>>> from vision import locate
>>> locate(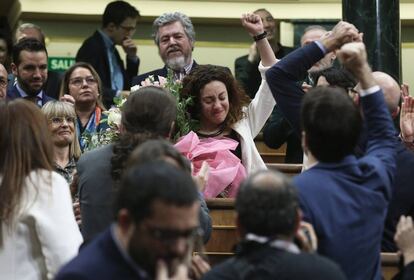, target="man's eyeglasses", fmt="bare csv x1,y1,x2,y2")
69,76,97,87
118,25,136,32
146,225,203,244
50,116,75,125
